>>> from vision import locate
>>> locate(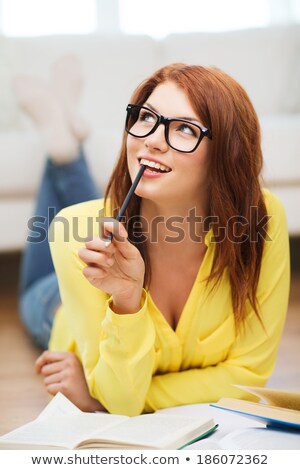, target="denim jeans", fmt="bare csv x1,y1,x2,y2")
19,149,101,349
